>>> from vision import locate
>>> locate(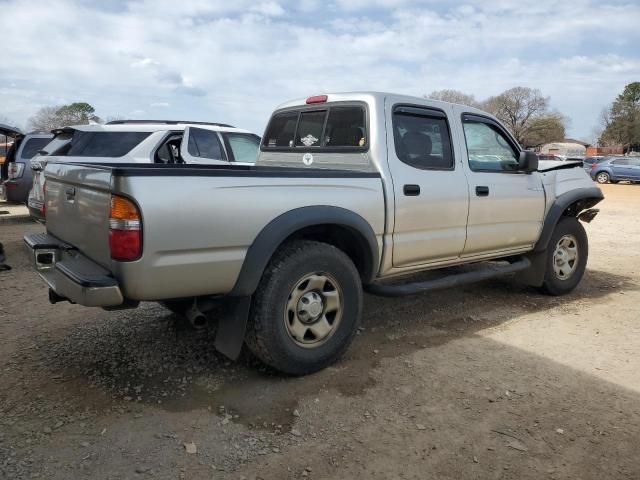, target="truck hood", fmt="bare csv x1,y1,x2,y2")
537,160,583,172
